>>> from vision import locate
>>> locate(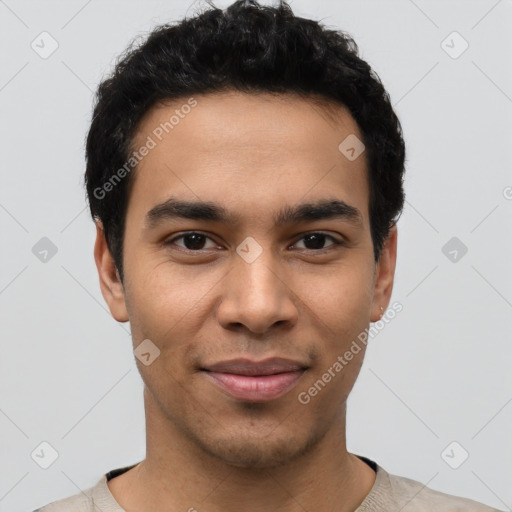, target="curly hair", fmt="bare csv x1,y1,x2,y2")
85,0,406,283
